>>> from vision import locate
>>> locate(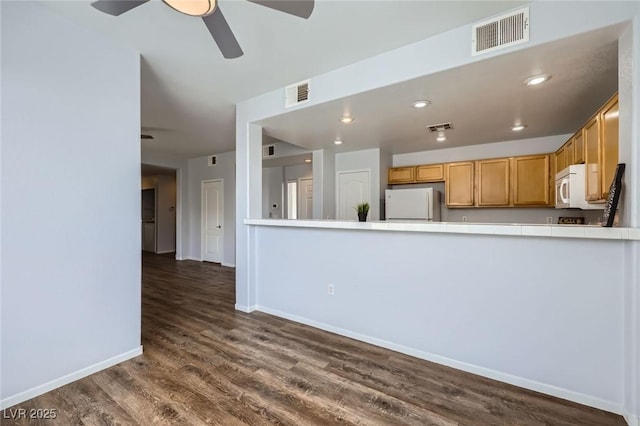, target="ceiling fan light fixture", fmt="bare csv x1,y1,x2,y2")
162,0,216,17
